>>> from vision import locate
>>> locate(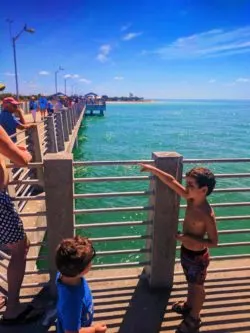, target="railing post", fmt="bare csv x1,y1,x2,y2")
46,115,58,153
70,107,76,127
26,125,44,185
61,109,69,141
146,152,183,288
66,108,73,134
54,111,65,151
44,153,74,295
